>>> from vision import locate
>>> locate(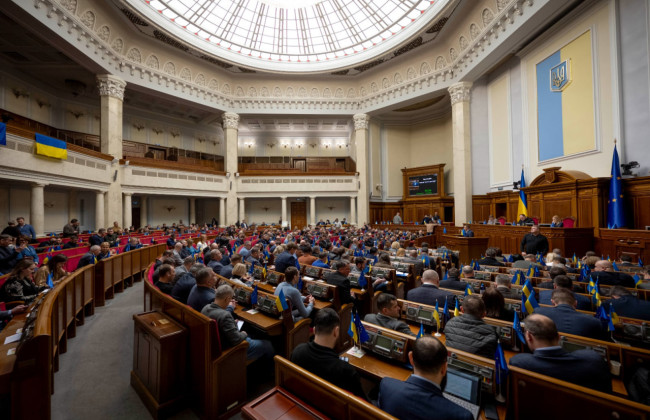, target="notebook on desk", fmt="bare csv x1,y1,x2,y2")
443,368,481,420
